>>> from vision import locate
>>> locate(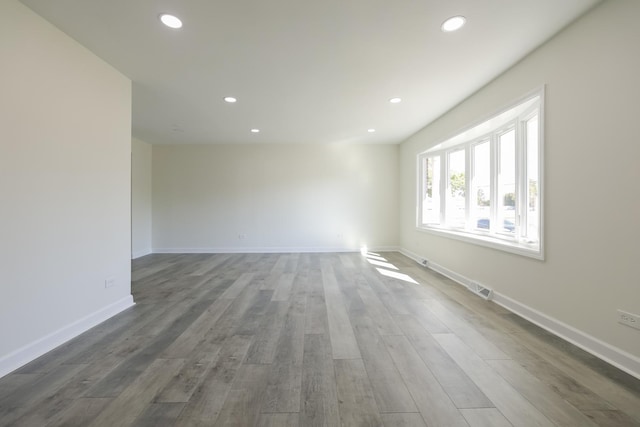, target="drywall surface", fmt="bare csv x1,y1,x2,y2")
152,143,399,252
132,138,152,258
0,0,132,374
399,0,640,363
400,1,640,366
